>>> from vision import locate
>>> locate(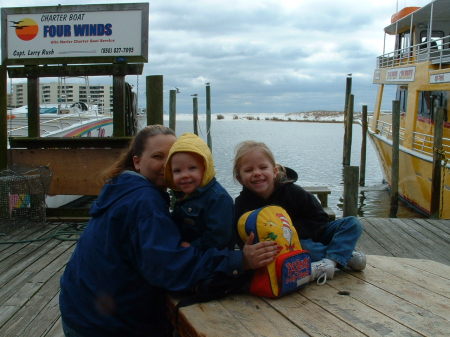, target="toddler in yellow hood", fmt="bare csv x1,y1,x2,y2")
165,133,235,250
